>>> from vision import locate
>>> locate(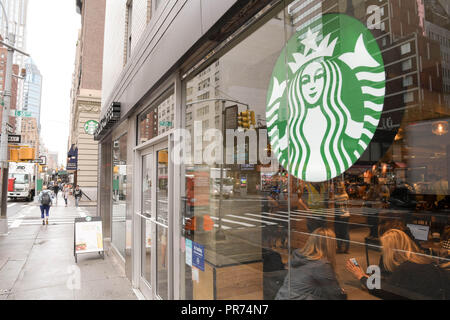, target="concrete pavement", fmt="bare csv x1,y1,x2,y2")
0,194,137,300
